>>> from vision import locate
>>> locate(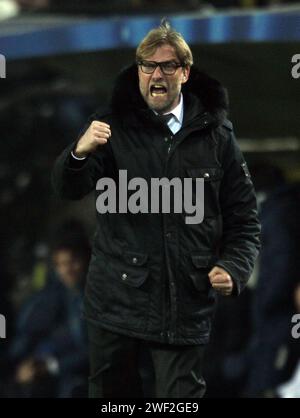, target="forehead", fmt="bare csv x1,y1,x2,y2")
53,249,74,261
146,44,179,62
